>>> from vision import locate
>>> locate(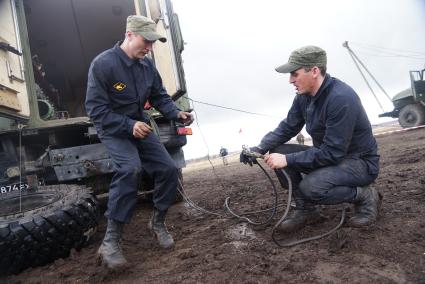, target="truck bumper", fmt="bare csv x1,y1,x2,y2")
379,109,399,118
